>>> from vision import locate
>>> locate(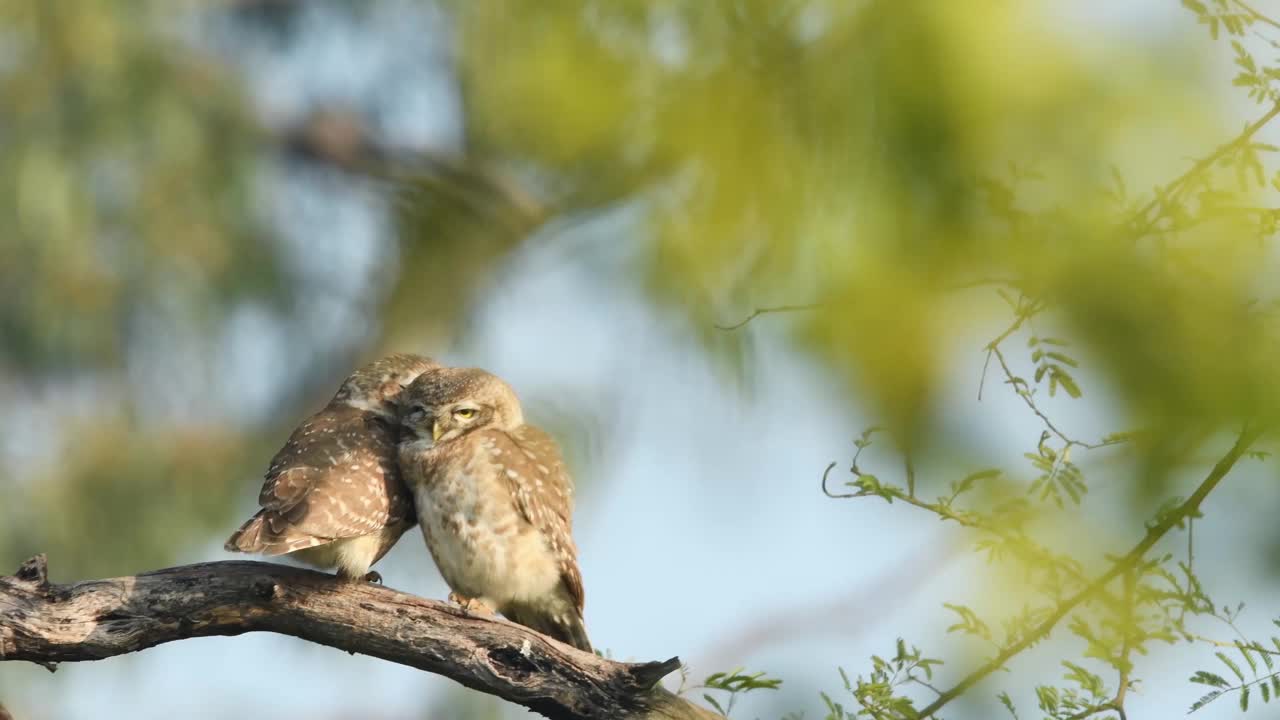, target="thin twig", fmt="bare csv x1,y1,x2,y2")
1112,569,1134,720
821,461,848,499
714,304,823,331
714,279,1021,331
986,312,1031,351
1128,101,1280,240
977,345,997,401
989,345,1121,451
823,460,1096,590
1192,669,1280,713
1192,634,1280,655
1235,0,1280,31
1062,701,1120,720
908,677,945,697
